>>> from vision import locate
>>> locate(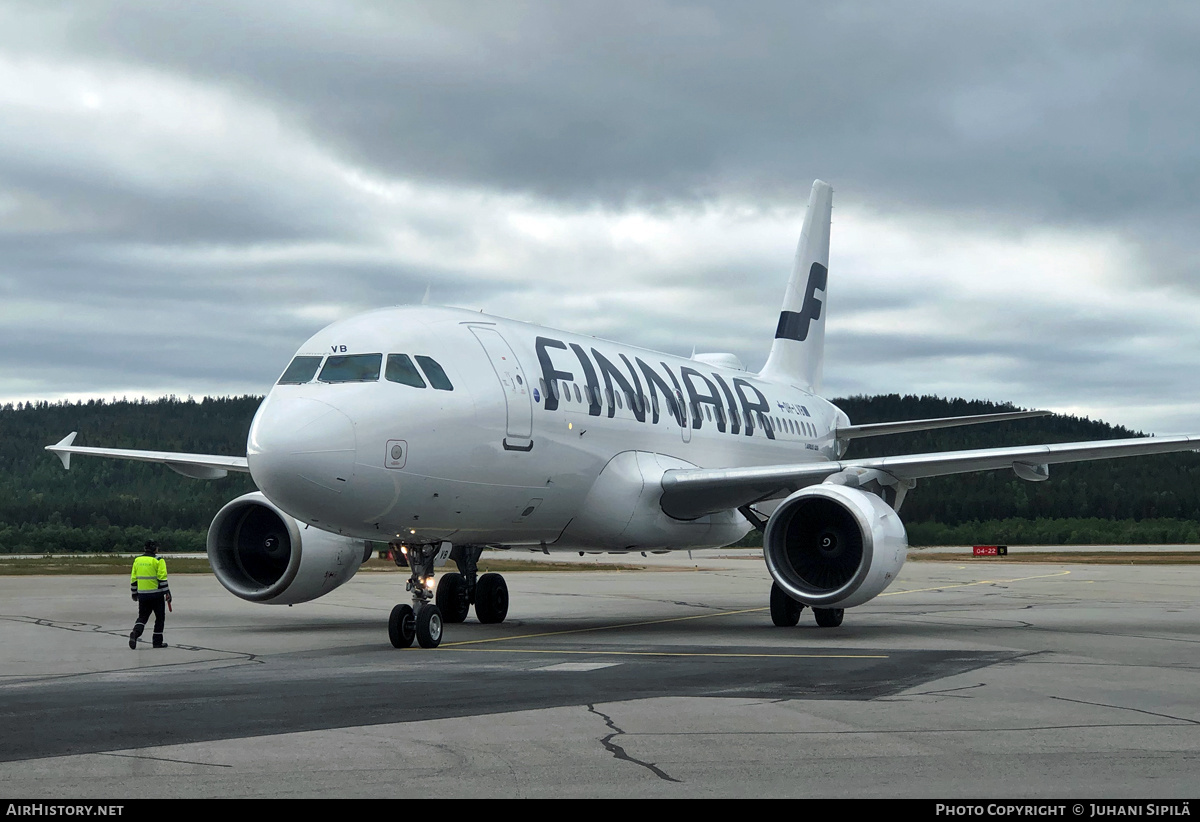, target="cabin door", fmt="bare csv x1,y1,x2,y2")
469,326,534,451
